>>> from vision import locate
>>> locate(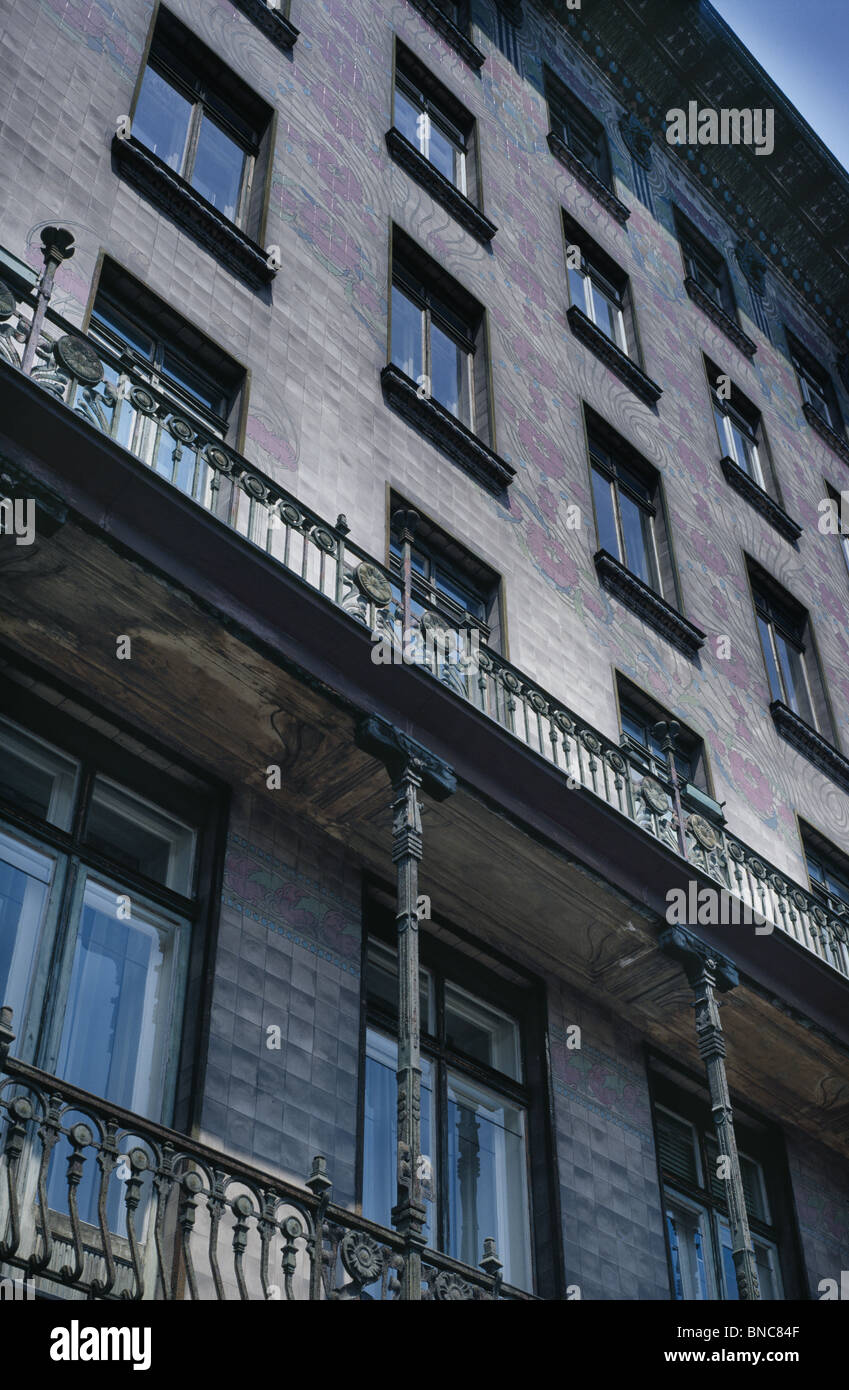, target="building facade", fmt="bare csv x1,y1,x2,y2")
0,0,848,1303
